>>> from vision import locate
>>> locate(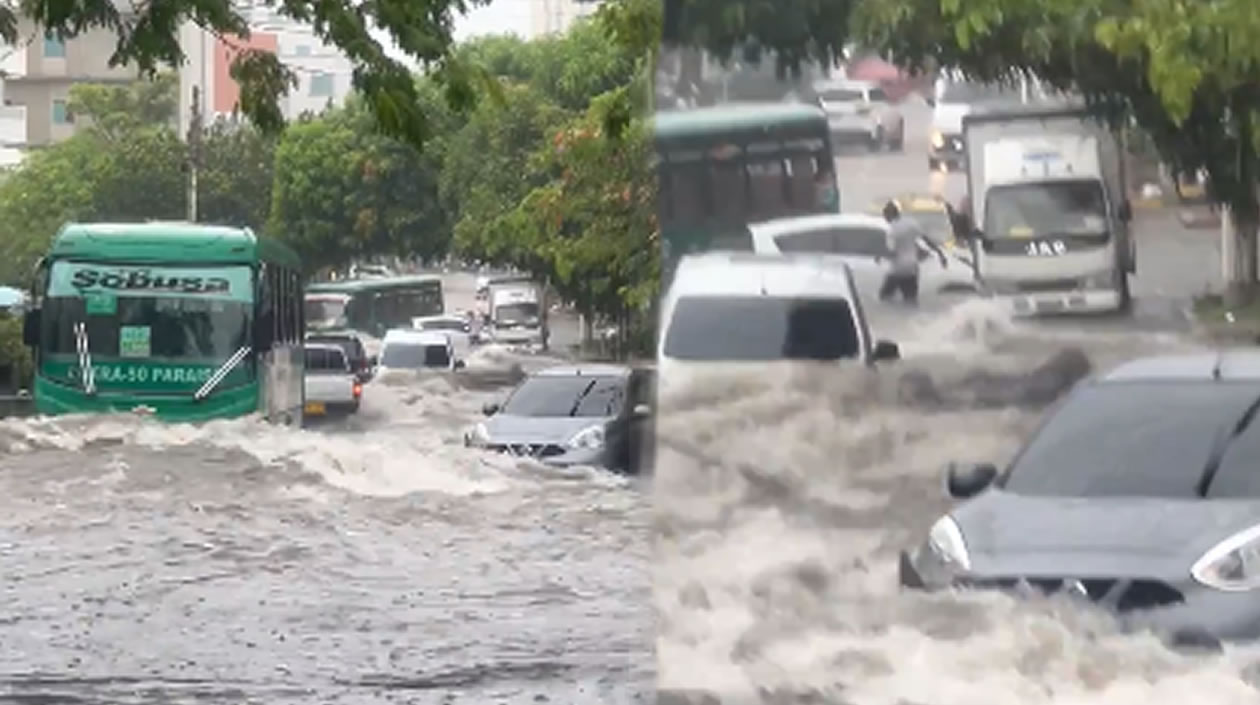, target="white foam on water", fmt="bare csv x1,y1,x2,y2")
654,298,1260,704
